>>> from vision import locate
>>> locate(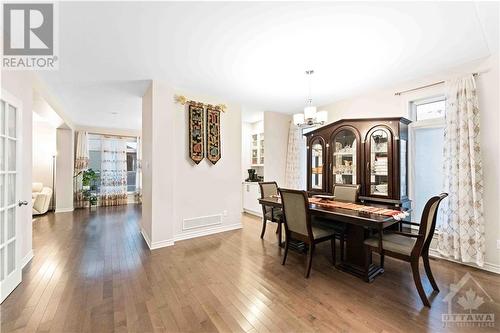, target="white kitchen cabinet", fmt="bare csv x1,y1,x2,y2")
242,182,262,216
